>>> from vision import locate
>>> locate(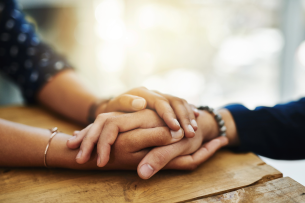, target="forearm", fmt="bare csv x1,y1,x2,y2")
0,118,99,169
0,118,50,167
197,109,239,147
37,70,99,124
